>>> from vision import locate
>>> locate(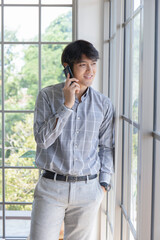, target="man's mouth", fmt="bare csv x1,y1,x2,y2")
84,75,93,79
